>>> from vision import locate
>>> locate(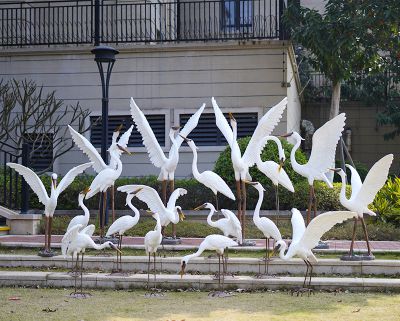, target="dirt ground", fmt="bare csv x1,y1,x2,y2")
0,287,399,321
